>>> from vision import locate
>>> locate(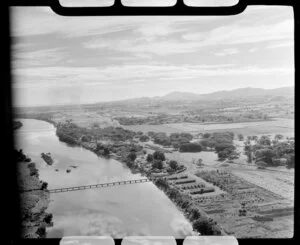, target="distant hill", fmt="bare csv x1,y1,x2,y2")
161,86,294,102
